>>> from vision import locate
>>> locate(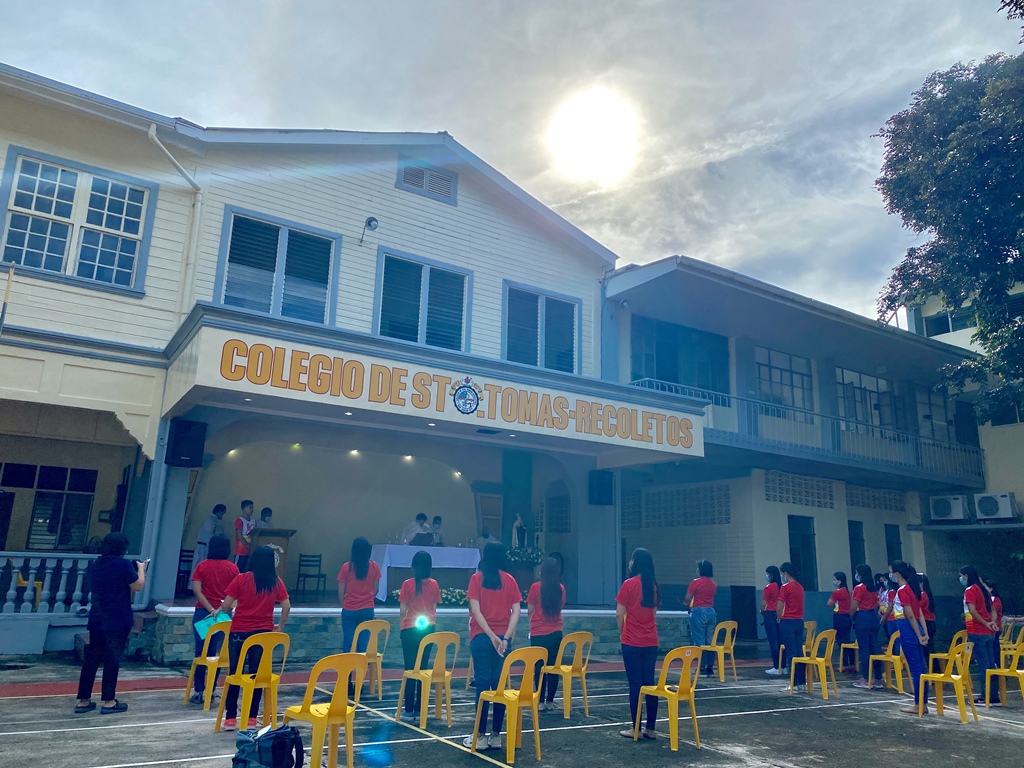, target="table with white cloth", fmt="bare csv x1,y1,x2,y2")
371,544,481,601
